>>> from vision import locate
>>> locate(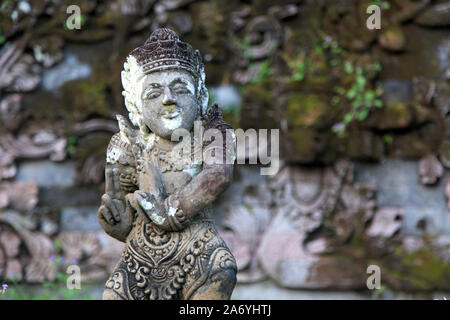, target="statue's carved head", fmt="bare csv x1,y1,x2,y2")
121,28,208,139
